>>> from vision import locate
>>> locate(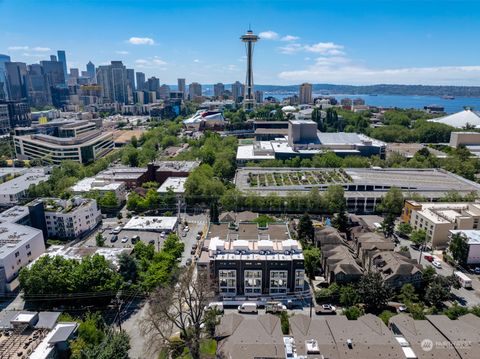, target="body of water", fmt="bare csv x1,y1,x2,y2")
267,93,480,114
